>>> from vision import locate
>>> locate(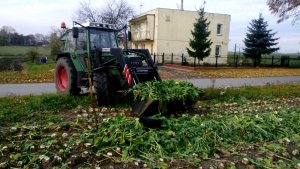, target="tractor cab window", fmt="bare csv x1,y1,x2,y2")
77,29,87,50
67,32,75,51
90,29,117,49
60,34,67,51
